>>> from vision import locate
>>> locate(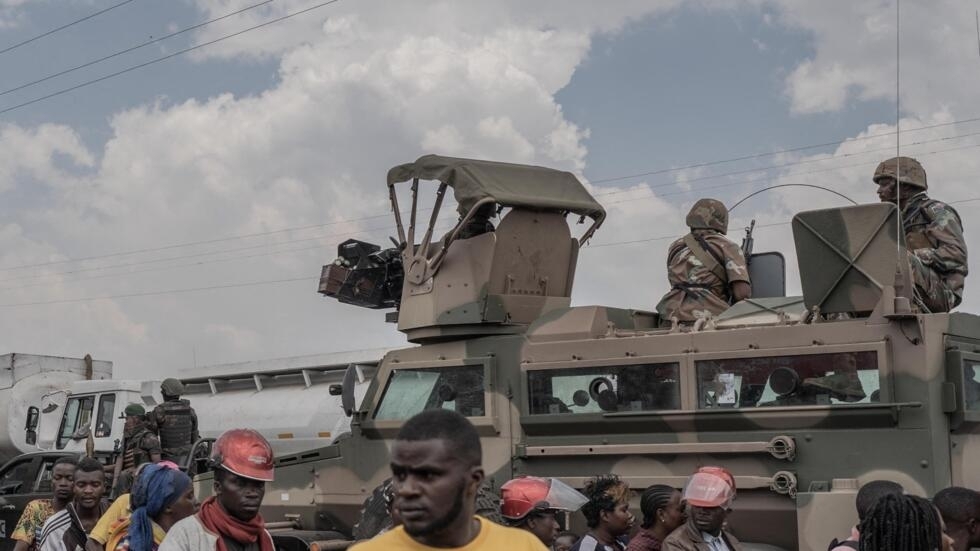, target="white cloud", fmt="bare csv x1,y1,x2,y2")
771,0,980,116
3,0,979,380
0,1,683,377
